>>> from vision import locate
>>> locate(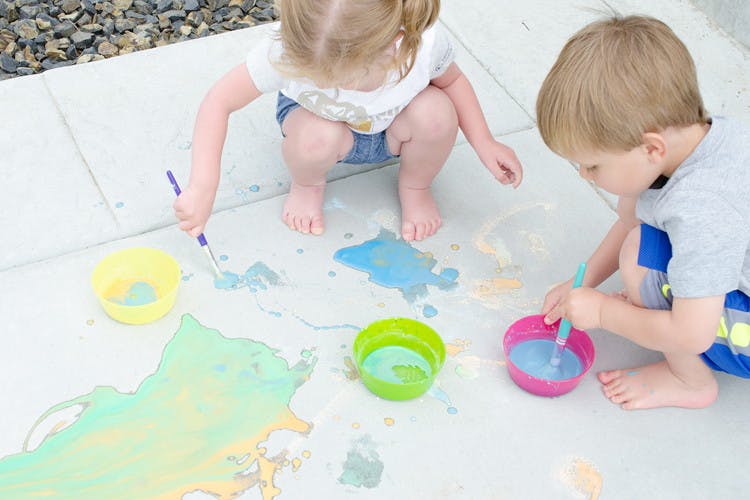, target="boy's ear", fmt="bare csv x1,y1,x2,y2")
641,132,668,164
